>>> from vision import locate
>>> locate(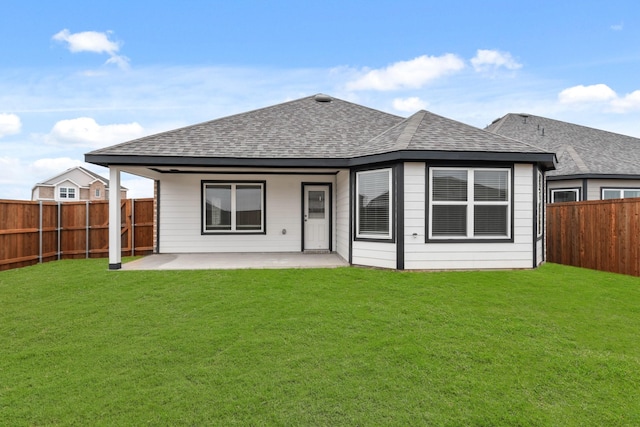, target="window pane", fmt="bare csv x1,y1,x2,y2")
205,185,231,230
602,190,619,200
623,190,640,198
432,205,466,236
358,170,390,236
433,170,467,201
308,190,325,219
474,170,508,201
236,185,262,230
554,190,578,203
474,205,508,236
